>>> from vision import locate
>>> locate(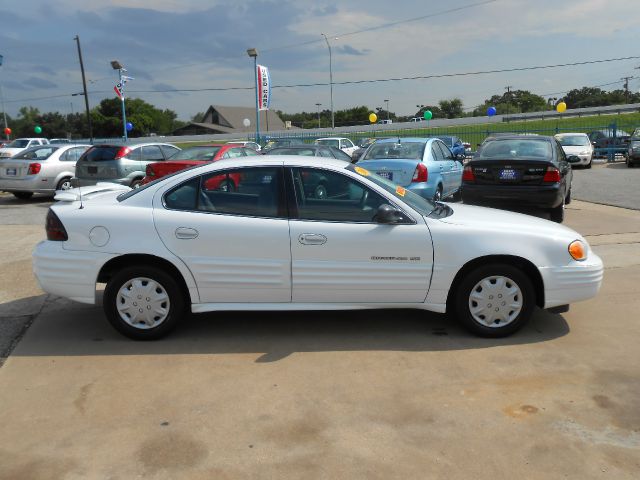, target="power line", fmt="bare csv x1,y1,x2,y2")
5,55,640,105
